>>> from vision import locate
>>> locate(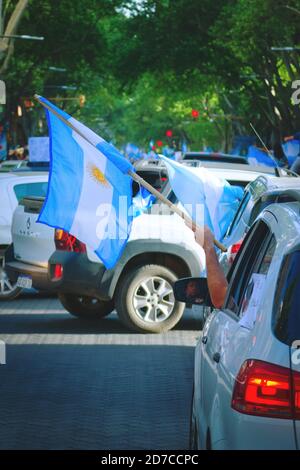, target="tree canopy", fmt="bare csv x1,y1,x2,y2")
1,0,300,151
